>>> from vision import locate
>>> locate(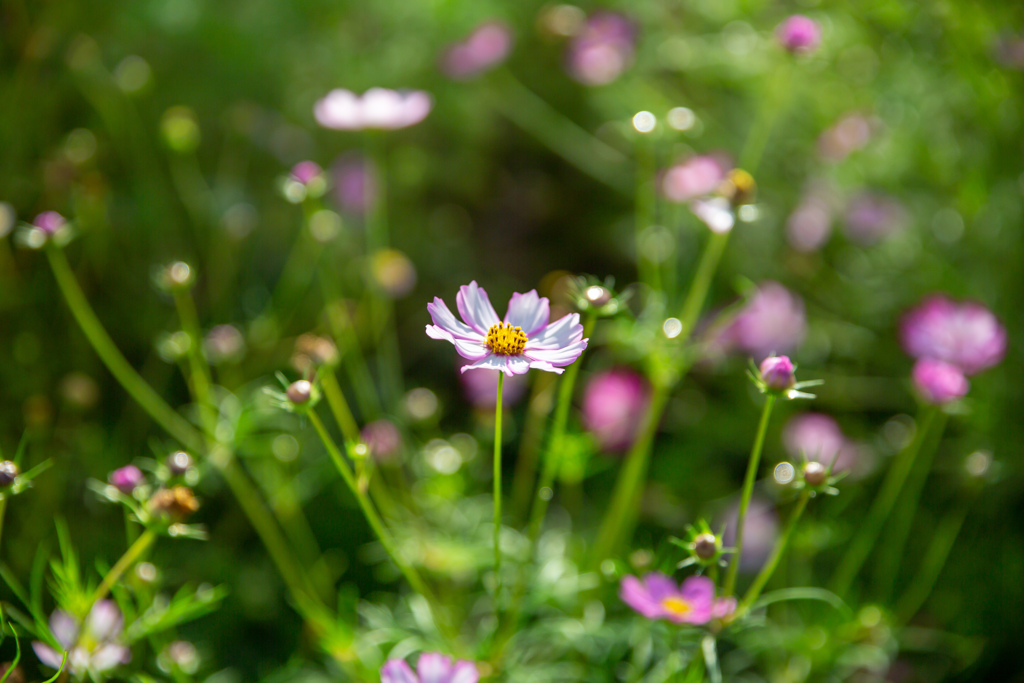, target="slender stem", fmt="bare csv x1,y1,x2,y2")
830,406,939,597
91,528,156,606
308,411,453,642
590,384,670,567
723,394,777,597
46,245,204,454
895,500,969,624
678,231,729,338
0,498,7,558
510,375,555,523
738,490,810,613
321,277,382,420
493,373,504,582
320,369,362,444
526,315,596,543
635,134,659,290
